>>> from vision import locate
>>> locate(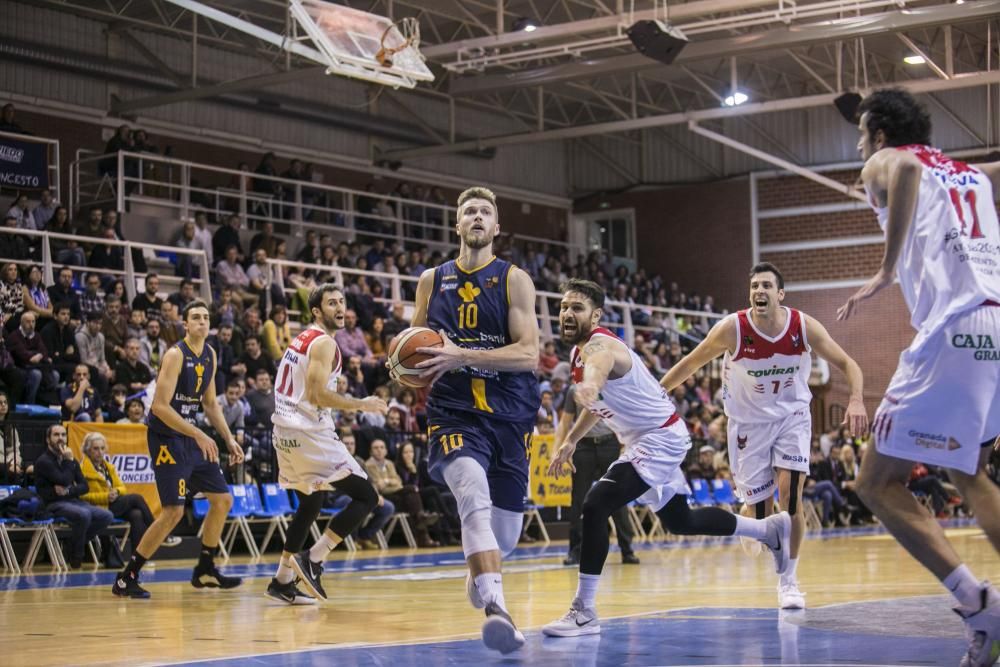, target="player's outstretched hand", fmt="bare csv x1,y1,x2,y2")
226,439,245,466
843,397,869,438
358,396,389,414
195,431,220,463
837,269,893,321
549,441,577,478
415,331,466,386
